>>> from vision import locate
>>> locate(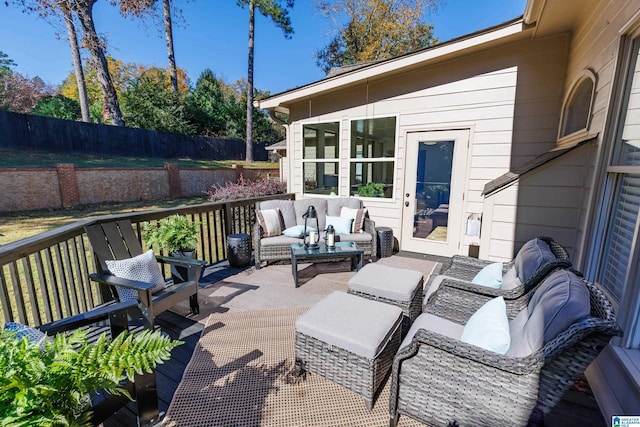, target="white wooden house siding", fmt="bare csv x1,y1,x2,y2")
286,35,568,253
